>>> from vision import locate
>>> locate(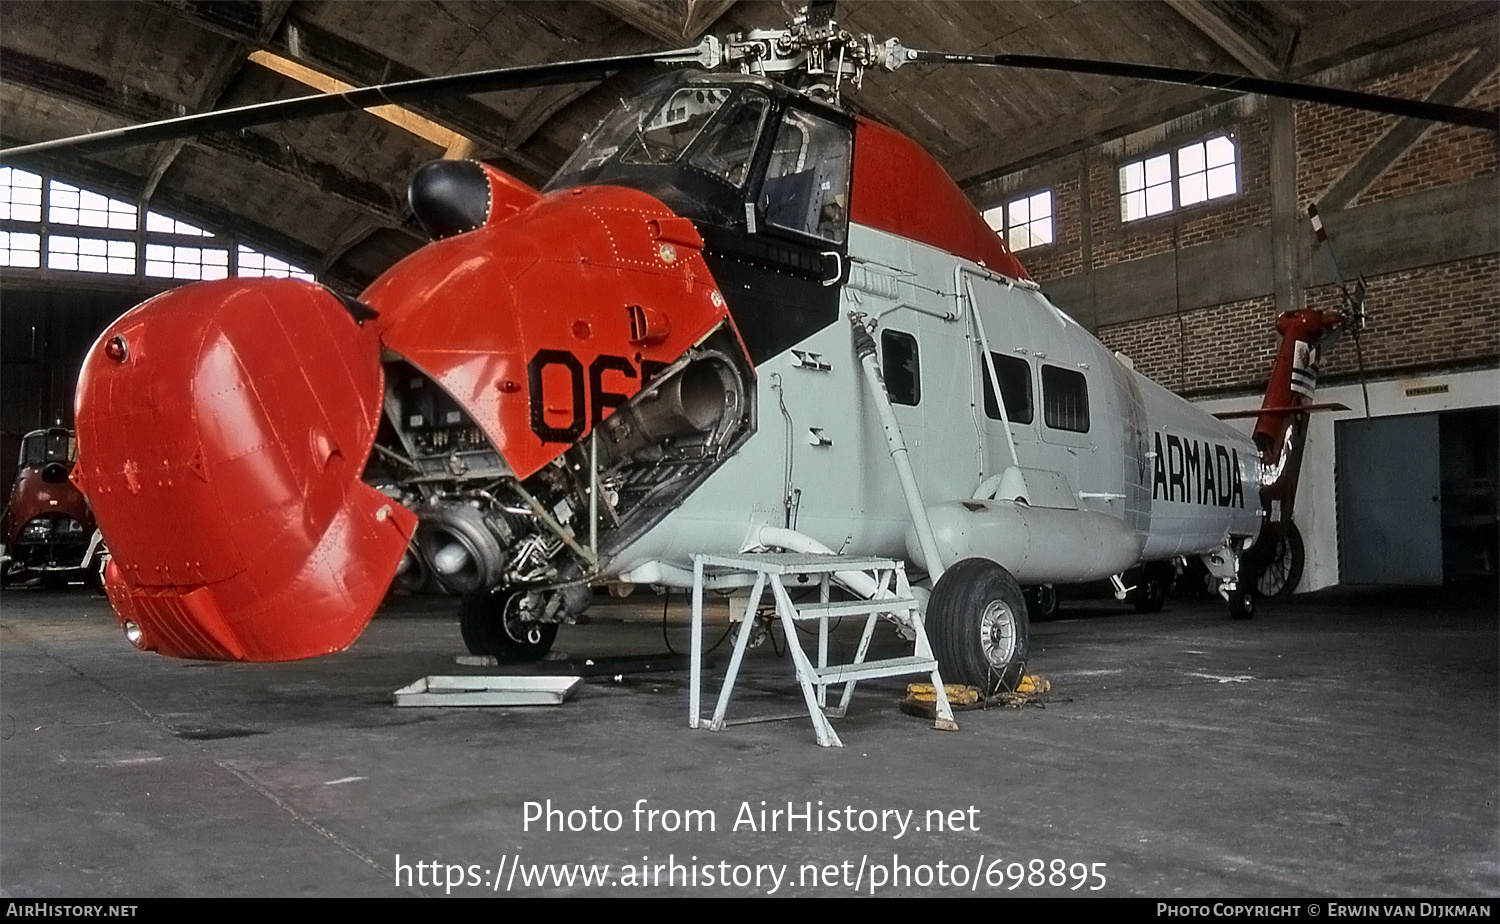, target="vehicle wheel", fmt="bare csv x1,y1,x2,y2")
1254,523,1305,599
459,589,558,662
1127,562,1173,613
926,558,1030,693
1024,584,1060,622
